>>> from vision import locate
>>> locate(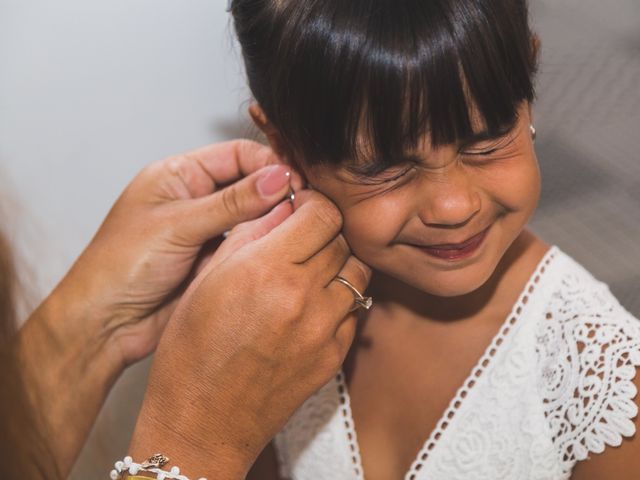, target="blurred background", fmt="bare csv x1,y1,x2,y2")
0,0,638,477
